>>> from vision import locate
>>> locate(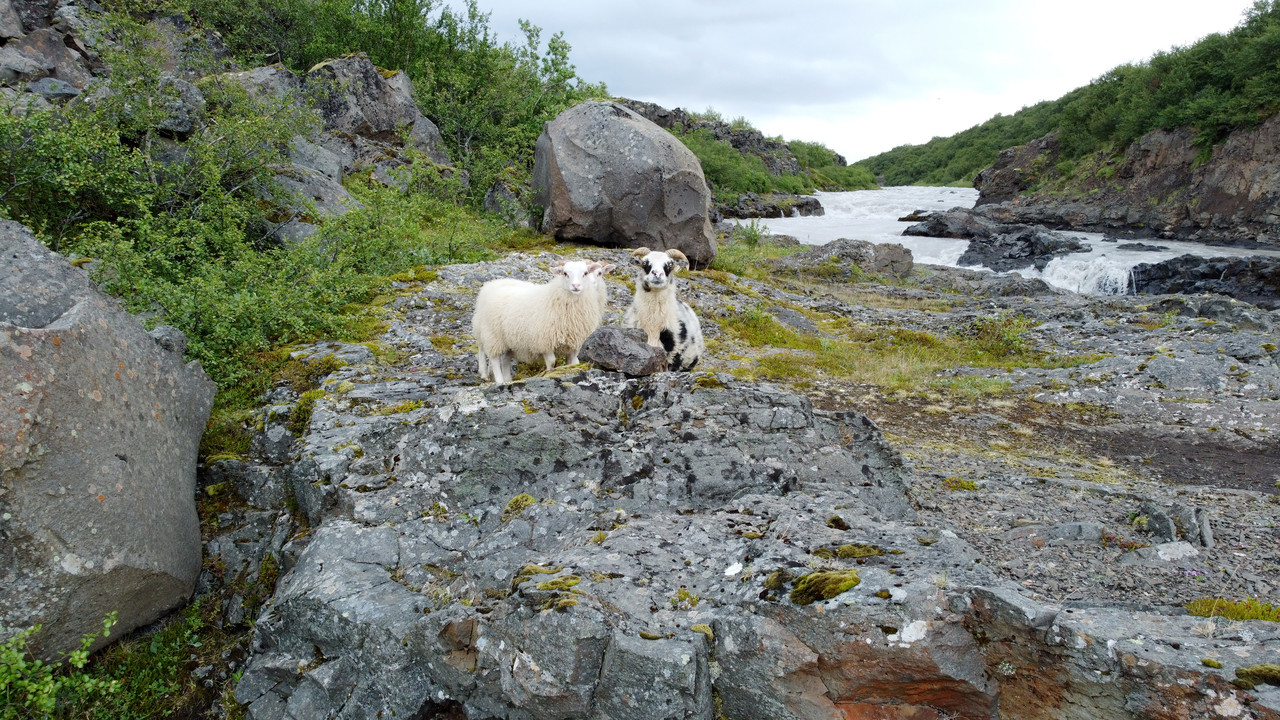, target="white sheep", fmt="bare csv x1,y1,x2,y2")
621,247,704,371
472,259,614,384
